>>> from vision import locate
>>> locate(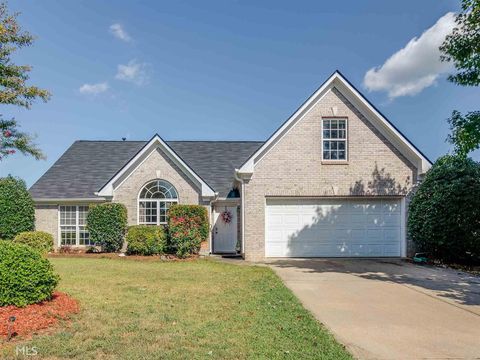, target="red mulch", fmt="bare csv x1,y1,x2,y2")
0,292,79,340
